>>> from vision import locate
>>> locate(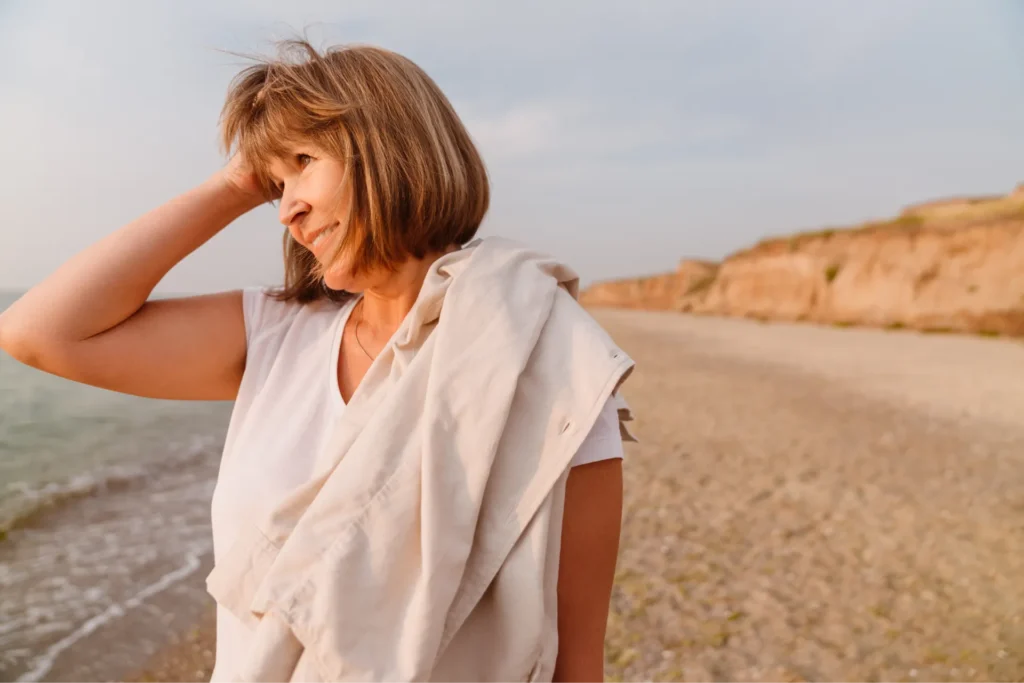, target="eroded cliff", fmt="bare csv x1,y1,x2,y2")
581,185,1024,336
